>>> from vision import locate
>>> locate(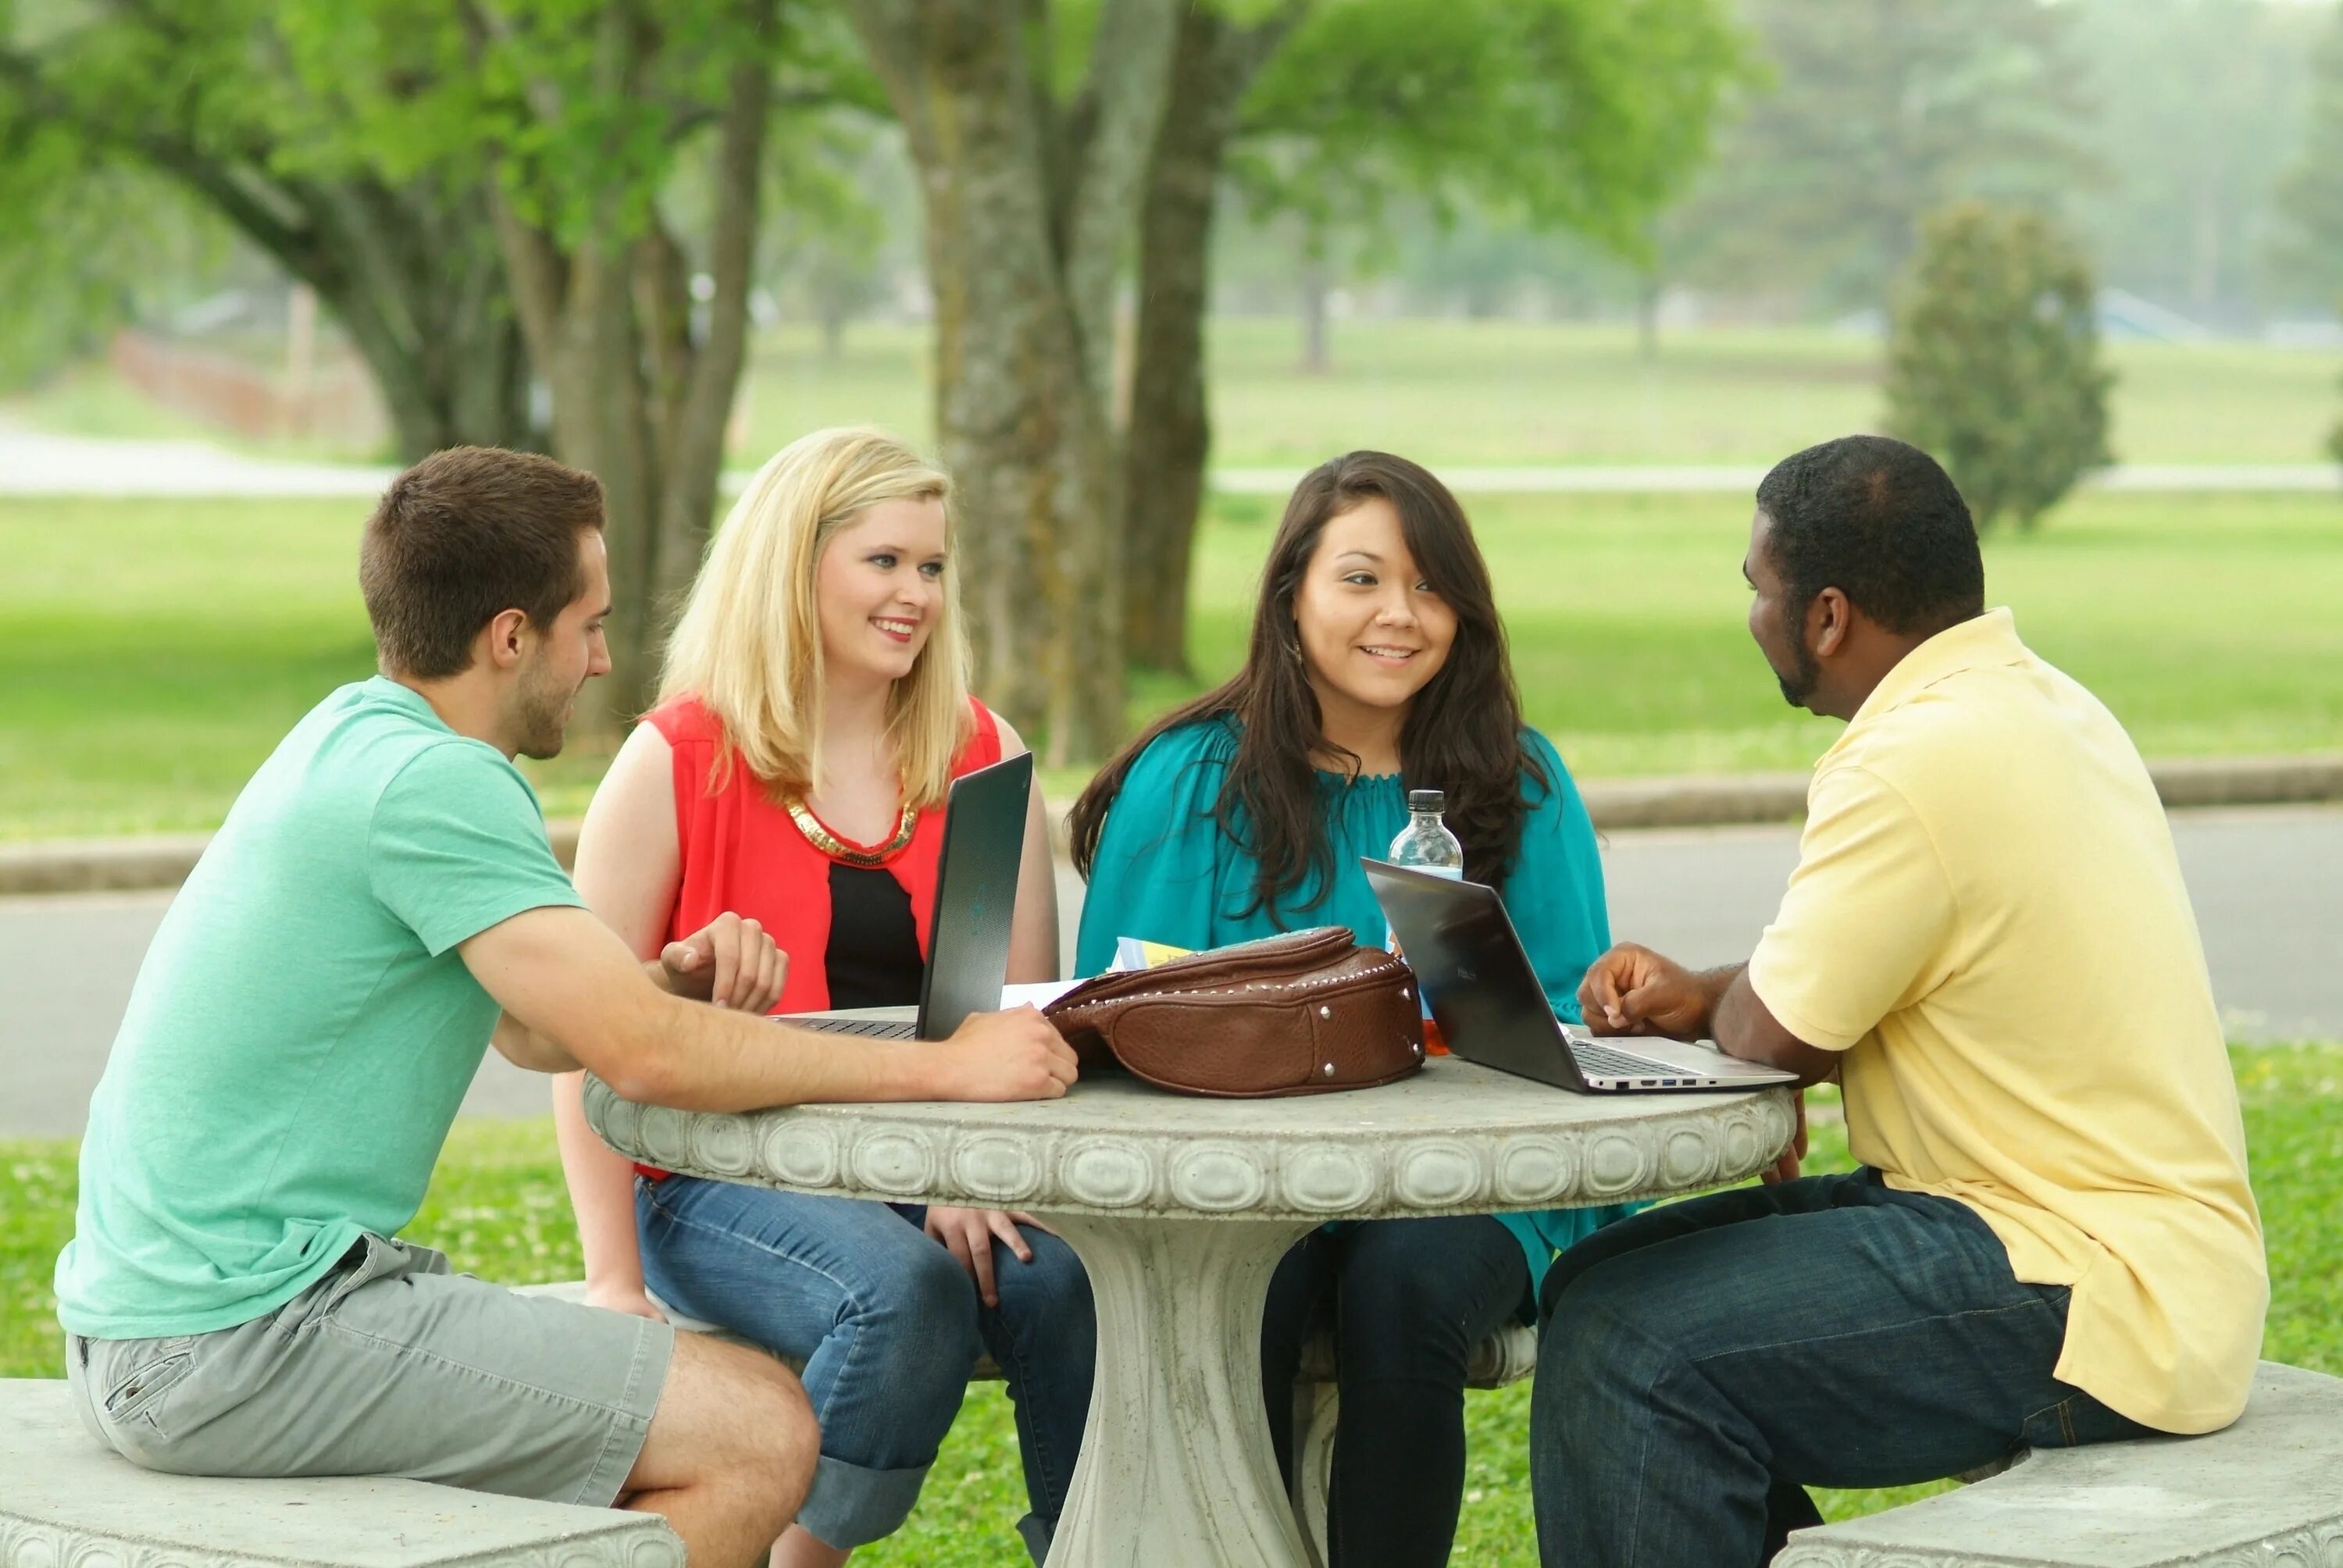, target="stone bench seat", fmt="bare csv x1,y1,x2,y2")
1777,1360,2343,1567
519,1277,1535,1567
9,1348,2337,1566
0,1377,683,1566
